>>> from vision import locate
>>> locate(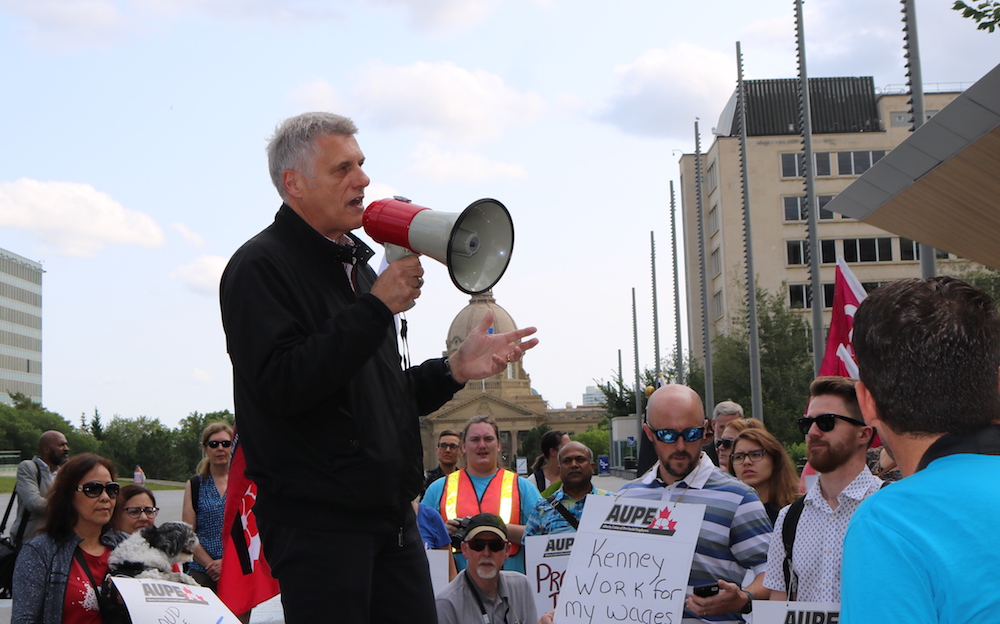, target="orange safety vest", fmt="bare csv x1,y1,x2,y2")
440,469,521,555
